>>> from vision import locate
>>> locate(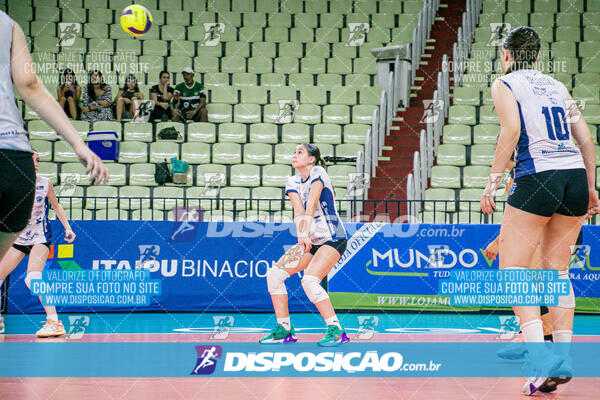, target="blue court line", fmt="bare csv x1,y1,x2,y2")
3,313,600,336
